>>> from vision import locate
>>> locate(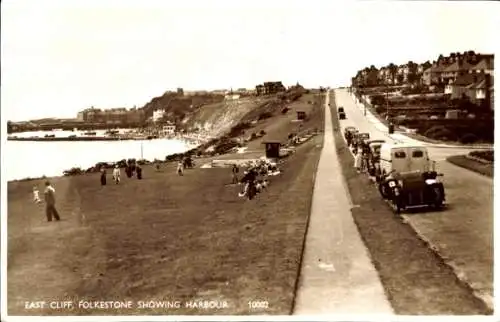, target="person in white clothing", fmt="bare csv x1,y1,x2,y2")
33,186,41,203
354,149,363,173
112,165,121,184
177,159,184,176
